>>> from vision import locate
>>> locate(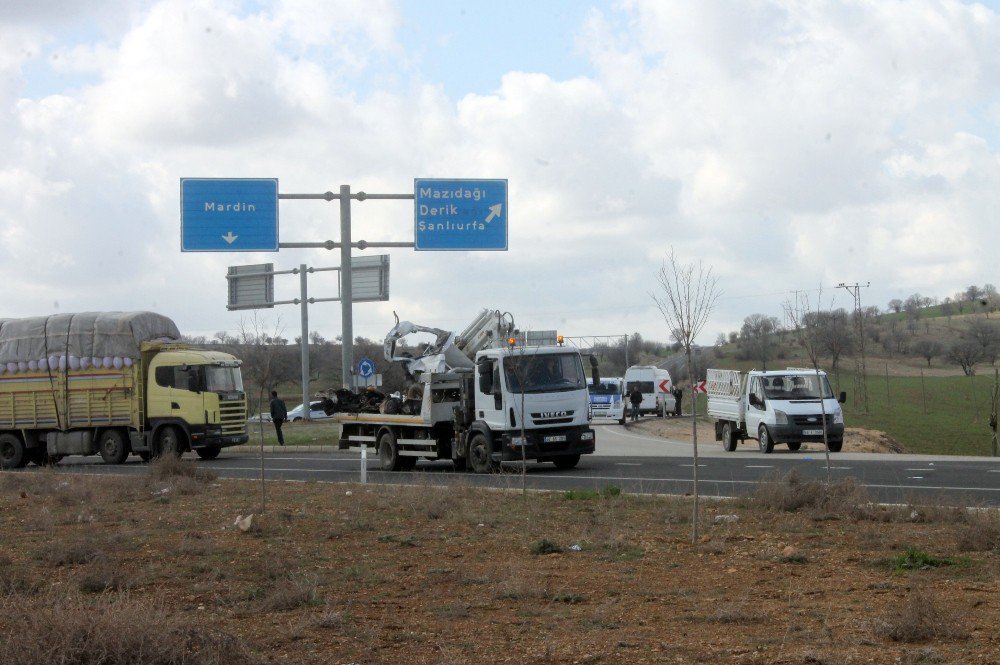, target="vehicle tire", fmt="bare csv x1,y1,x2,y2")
721,422,737,452
196,445,222,460
292,417,302,423
378,430,402,471
827,439,843,453
757,425,774,454
98,429,130,465
154,426,183,458
787,441,802,452
0,433,27,469
552,454,580,470
467,433,496,474
382,397,402,415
